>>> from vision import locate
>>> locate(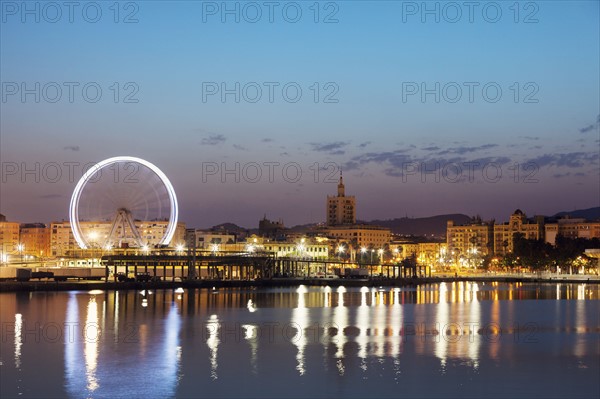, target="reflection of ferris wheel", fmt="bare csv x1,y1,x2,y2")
69,156,178,249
